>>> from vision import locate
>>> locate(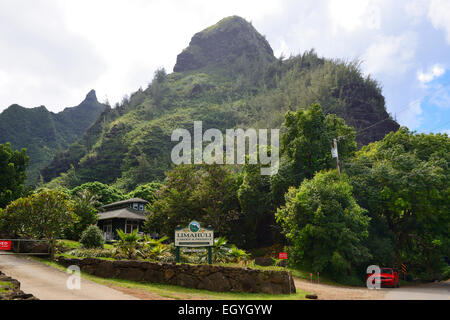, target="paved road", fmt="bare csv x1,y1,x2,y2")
385,280,450,300
0,253,139,300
